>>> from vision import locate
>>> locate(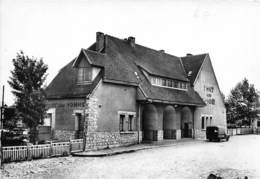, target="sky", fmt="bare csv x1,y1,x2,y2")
1,0,260,105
